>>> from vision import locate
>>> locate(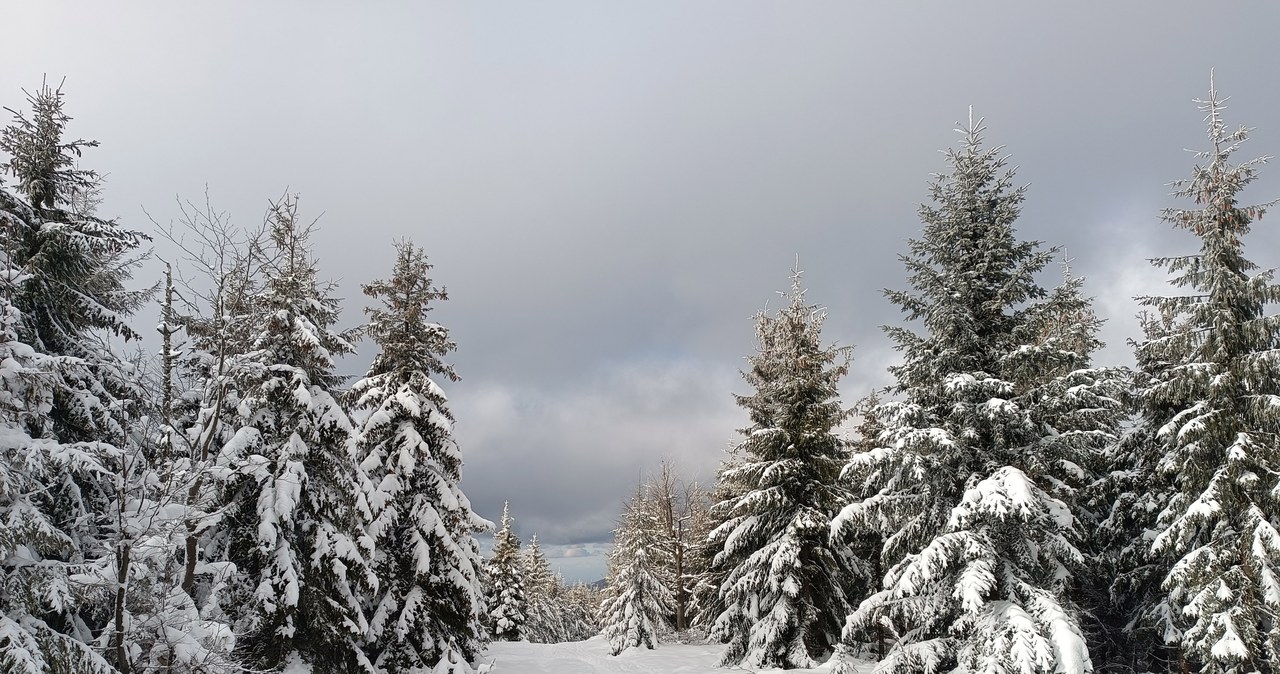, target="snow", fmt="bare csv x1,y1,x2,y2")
479,637,864,674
